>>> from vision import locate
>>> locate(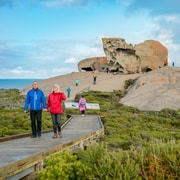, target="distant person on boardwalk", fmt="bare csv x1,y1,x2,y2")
75,79,79,86
172,61,174,67
93,75,97,85
24,81,47,138
78,95,87,116
66,87,71,98
47,84,66,138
